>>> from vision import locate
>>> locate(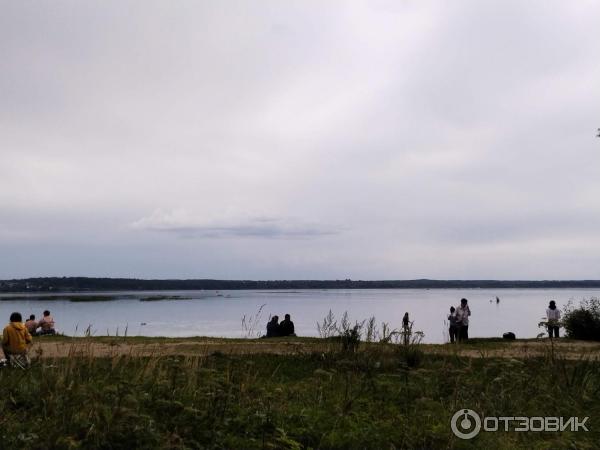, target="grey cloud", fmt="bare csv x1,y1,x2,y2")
147,224,338,239
1,1,600,279
415,210,600,246
130,213,340,239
